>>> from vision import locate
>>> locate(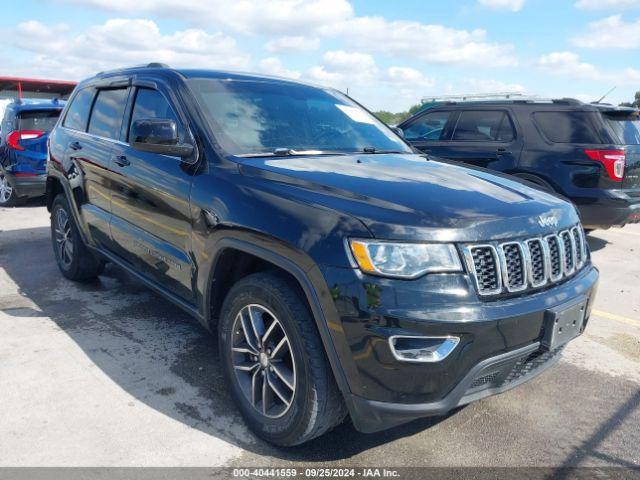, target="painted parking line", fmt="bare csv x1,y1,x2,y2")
592,309,640,328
